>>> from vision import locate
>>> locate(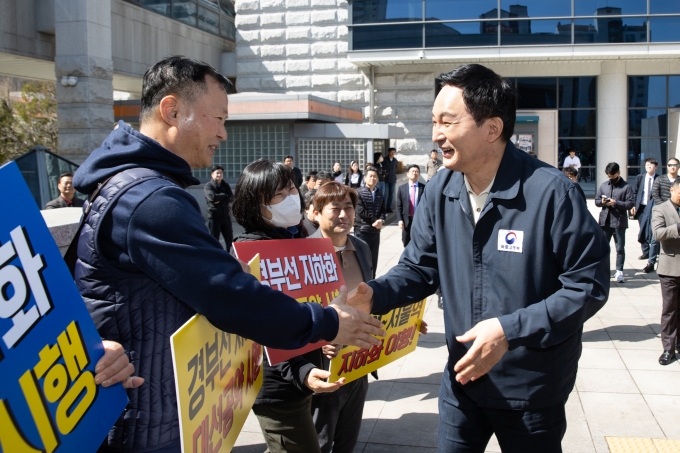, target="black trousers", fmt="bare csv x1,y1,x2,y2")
355,230,380,279
659,274,680,351
209,210,233,251
438,367,566,453
402,216,413,247
311,376,369,453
